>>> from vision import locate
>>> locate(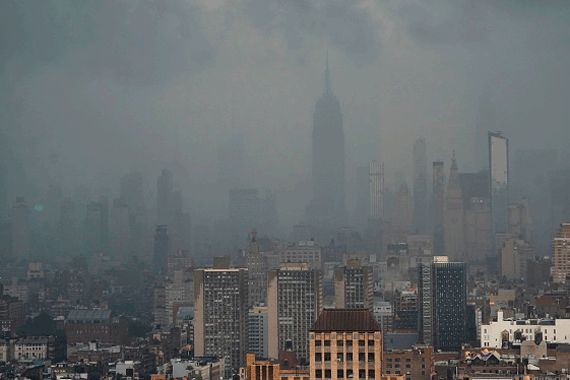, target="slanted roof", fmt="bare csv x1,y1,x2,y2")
311,309,381,332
